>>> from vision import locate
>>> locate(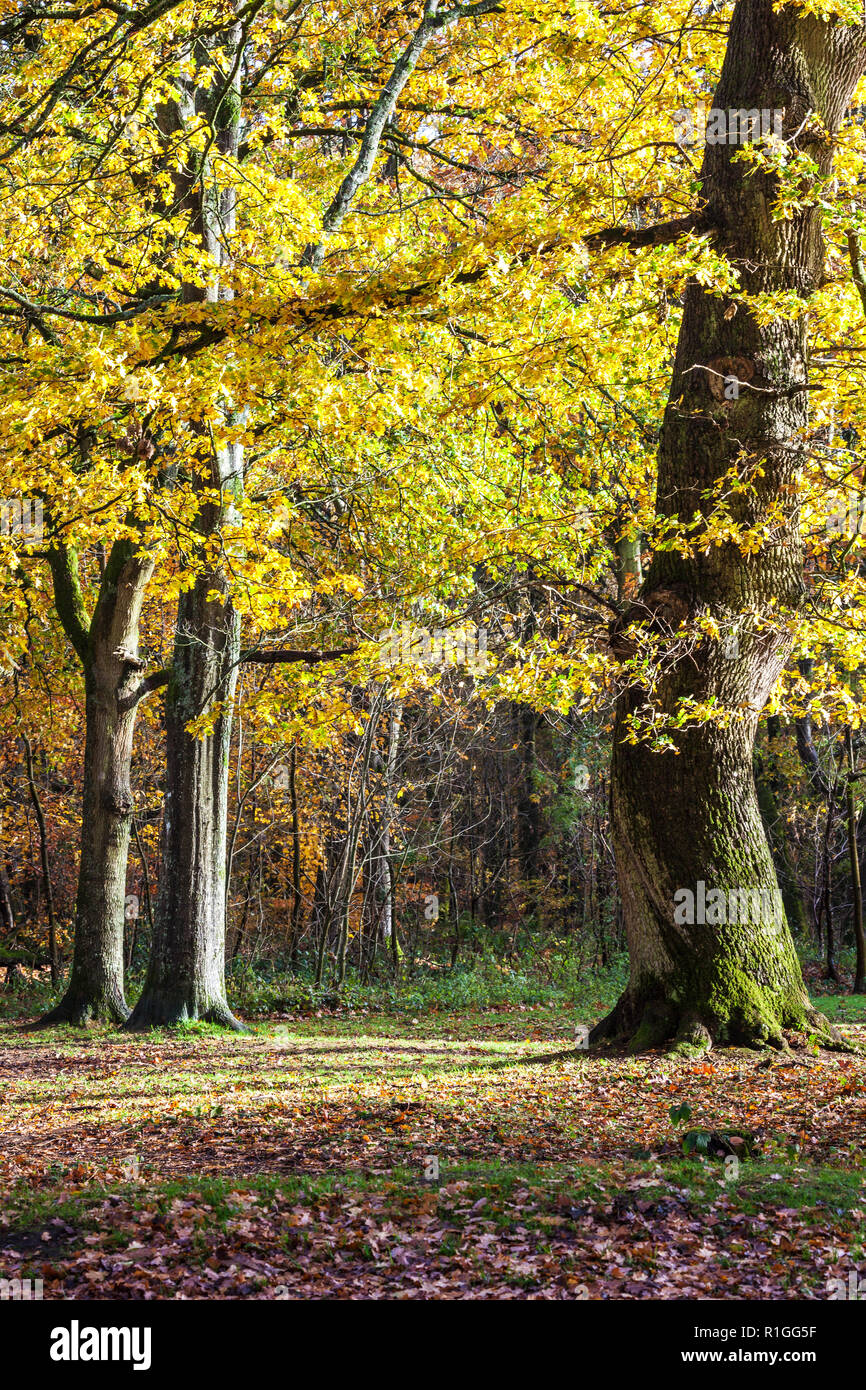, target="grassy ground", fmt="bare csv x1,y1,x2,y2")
0,972,864,1299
